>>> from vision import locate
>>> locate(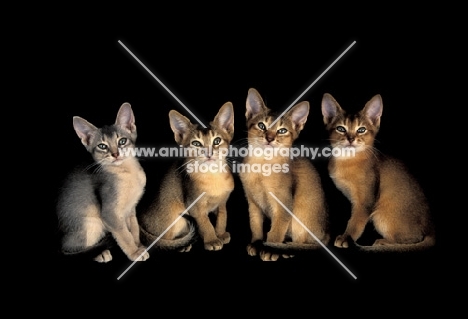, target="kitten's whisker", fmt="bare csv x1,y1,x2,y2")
94,162,105,175
84,159,107,175
175,159,195,174
83,161,100,172
224,158,237,168
363,145,380,160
